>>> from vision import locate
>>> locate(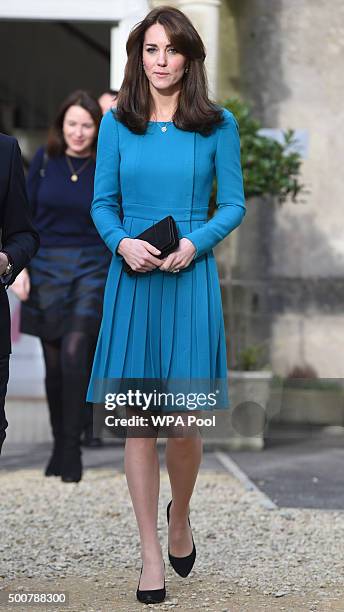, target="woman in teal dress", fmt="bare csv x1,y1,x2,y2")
87,6,245,605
